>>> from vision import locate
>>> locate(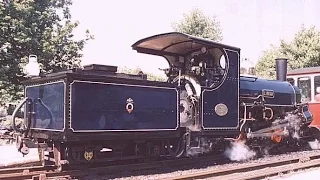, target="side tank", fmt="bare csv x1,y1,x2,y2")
240,76,301,106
